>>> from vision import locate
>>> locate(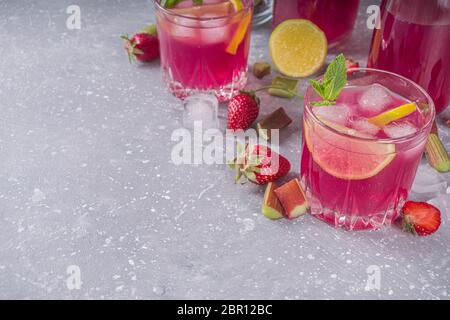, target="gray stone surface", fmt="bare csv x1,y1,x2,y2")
0,0,449,299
